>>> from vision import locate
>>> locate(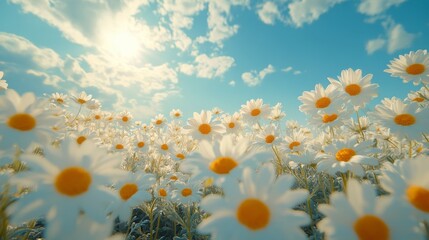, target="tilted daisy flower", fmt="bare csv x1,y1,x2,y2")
180,134,265,187
385,49,429,85
318,179,423,240
0,89,60,150
240,99,270,123
370,97,429,140
198,164,310,240
221,112,242,134
282,128,309,153
407,86,429,104
72,91,92,105
288,149,321,167
185,110,225,140
85,98,101,110
152,113,167,127
253,124,281,149
317,137,379,177
0,71,8,91
108,171,155,221
7,138,125,239
308,106,351,129
298,83,343,115
268,103,286,121
48,92,68,106
328,68,378,109
170,109,183,119
171,181,202,204
380,155,429,222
